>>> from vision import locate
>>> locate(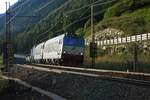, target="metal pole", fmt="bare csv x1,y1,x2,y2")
133,44,138,72
91,4,95,68
8,2,13,69
4,2,8,71
4,2,13,72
